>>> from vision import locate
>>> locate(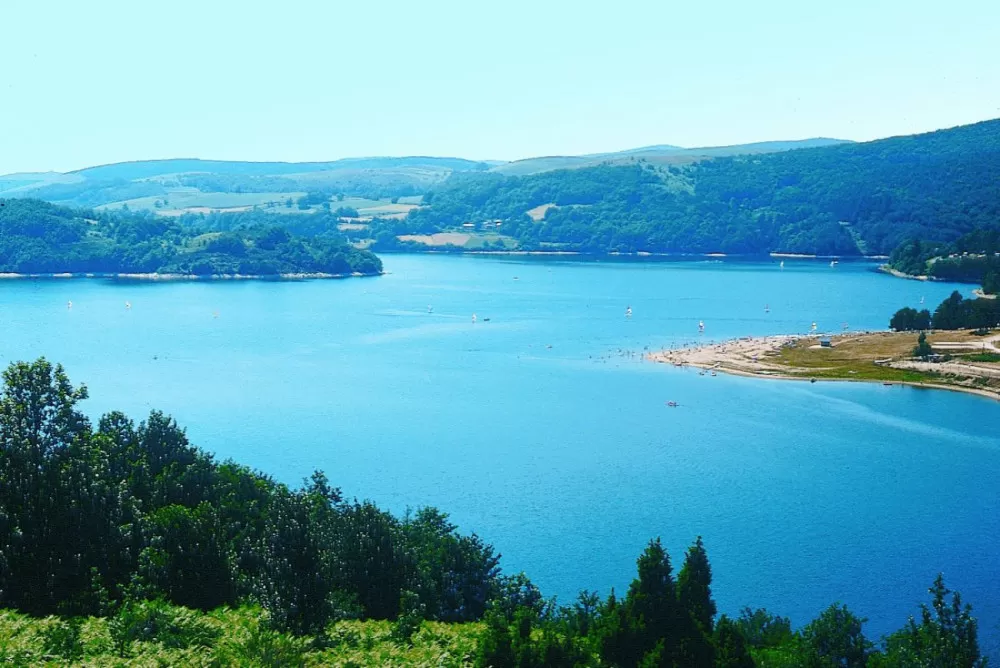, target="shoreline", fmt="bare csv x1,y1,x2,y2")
383,249,890,261
0,271,382,281
876,265,935,282
647,333,1000,403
